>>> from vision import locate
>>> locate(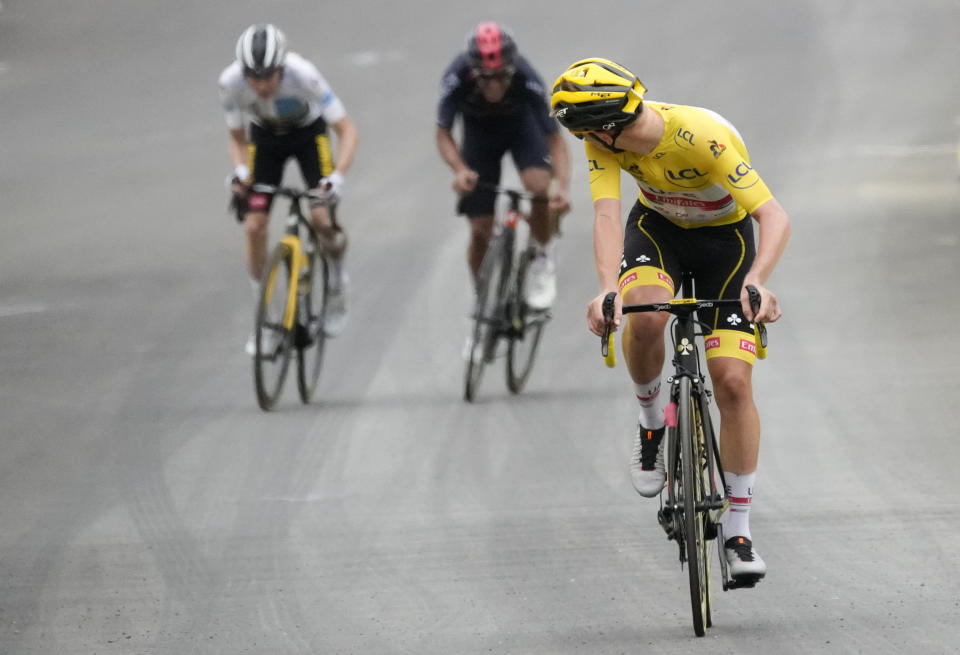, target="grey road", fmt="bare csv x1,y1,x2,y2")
2,1,959,653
